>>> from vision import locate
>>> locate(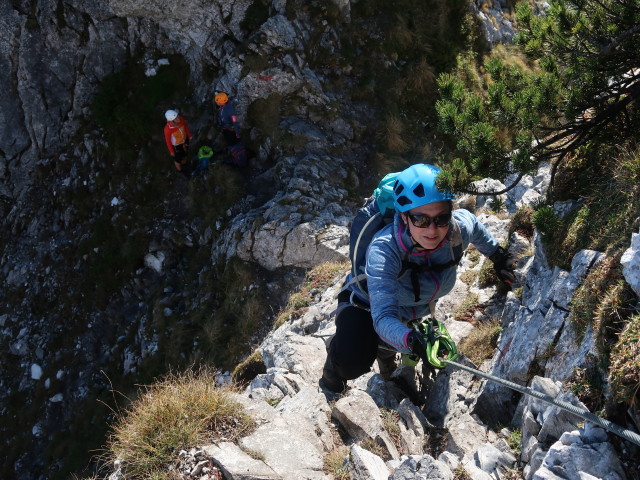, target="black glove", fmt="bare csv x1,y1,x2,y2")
407,330,429,363
489,246,516,284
